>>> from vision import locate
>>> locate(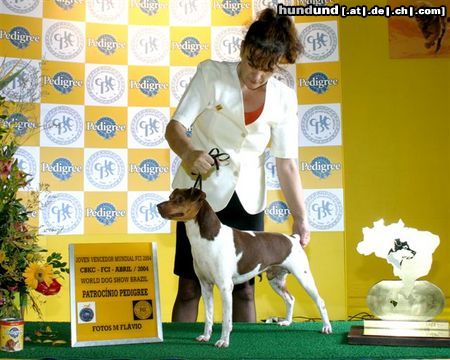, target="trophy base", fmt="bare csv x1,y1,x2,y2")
348,326,450,347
